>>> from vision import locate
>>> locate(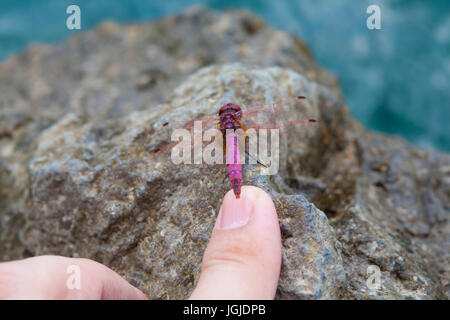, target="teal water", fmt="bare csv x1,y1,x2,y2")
1,0,449,151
